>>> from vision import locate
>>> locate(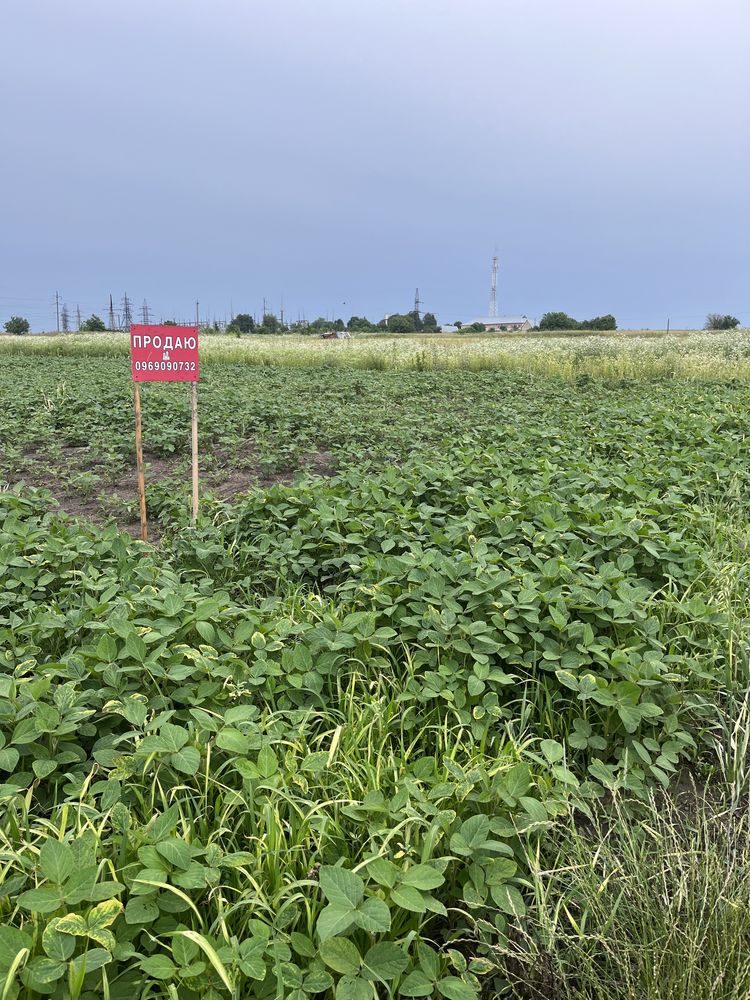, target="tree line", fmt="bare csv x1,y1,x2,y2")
227,310,440,335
